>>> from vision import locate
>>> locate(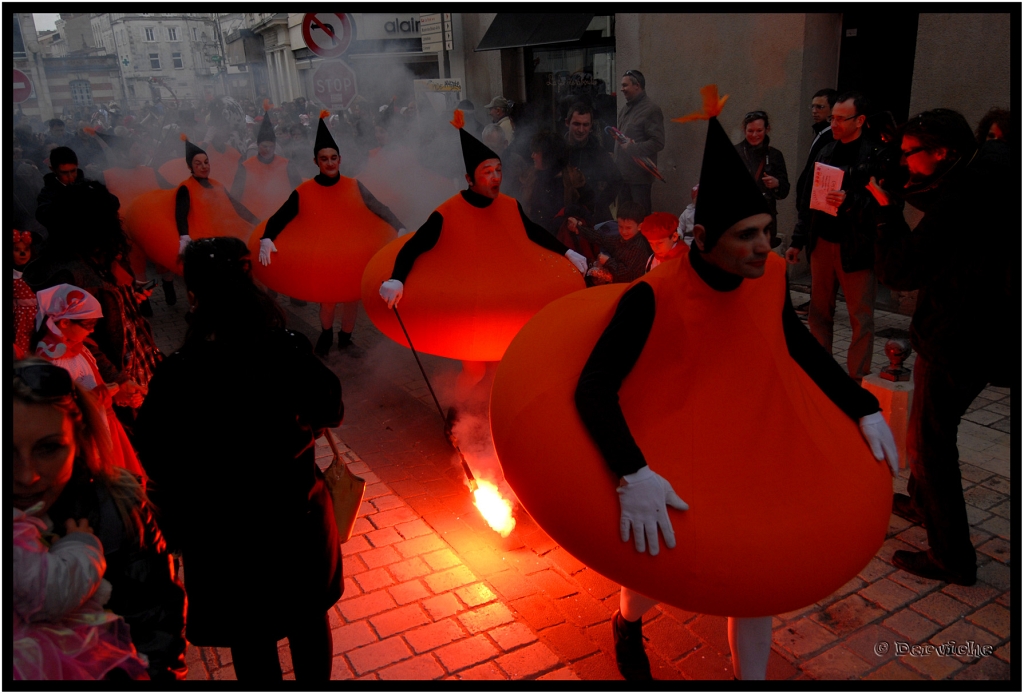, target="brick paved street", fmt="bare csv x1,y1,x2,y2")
144,273,1011,682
